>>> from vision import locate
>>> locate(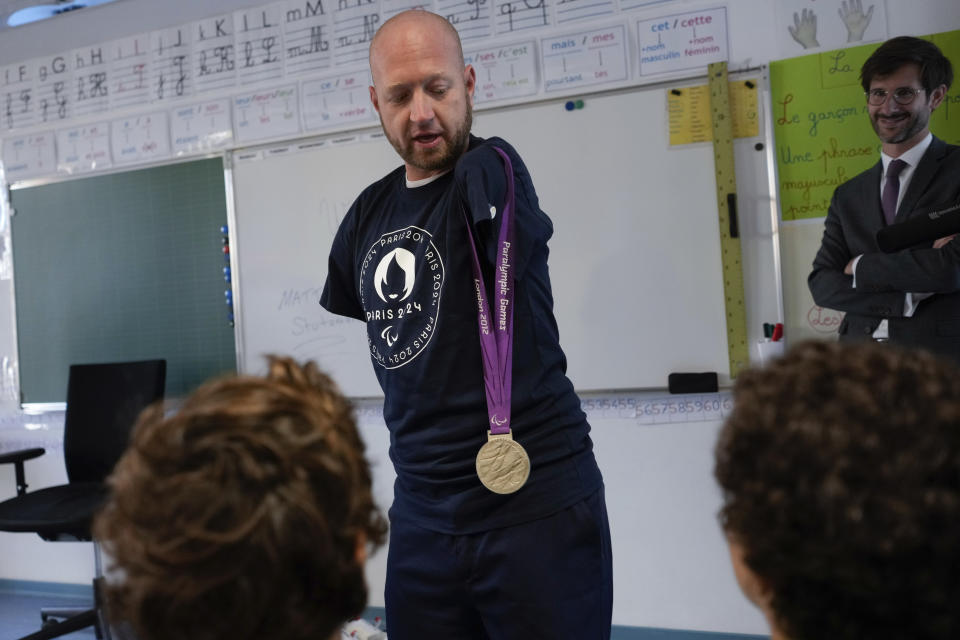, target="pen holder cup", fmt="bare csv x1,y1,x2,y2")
755,340,786,367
